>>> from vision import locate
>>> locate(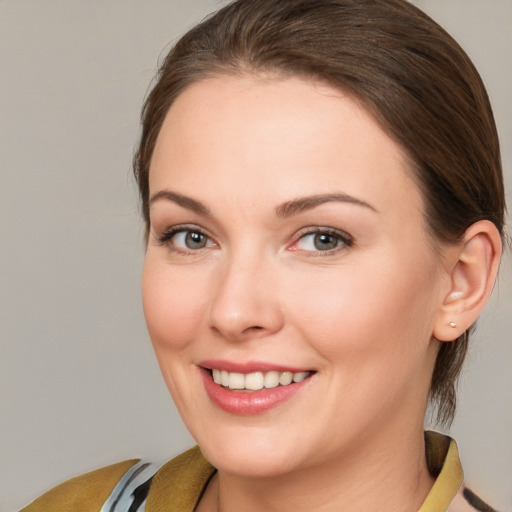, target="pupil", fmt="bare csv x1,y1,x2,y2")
186,231,205,248
314,234,337,250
